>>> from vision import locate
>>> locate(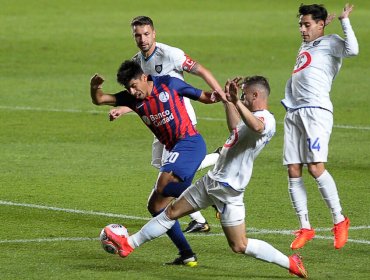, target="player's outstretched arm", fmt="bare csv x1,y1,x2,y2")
90,74,117,106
